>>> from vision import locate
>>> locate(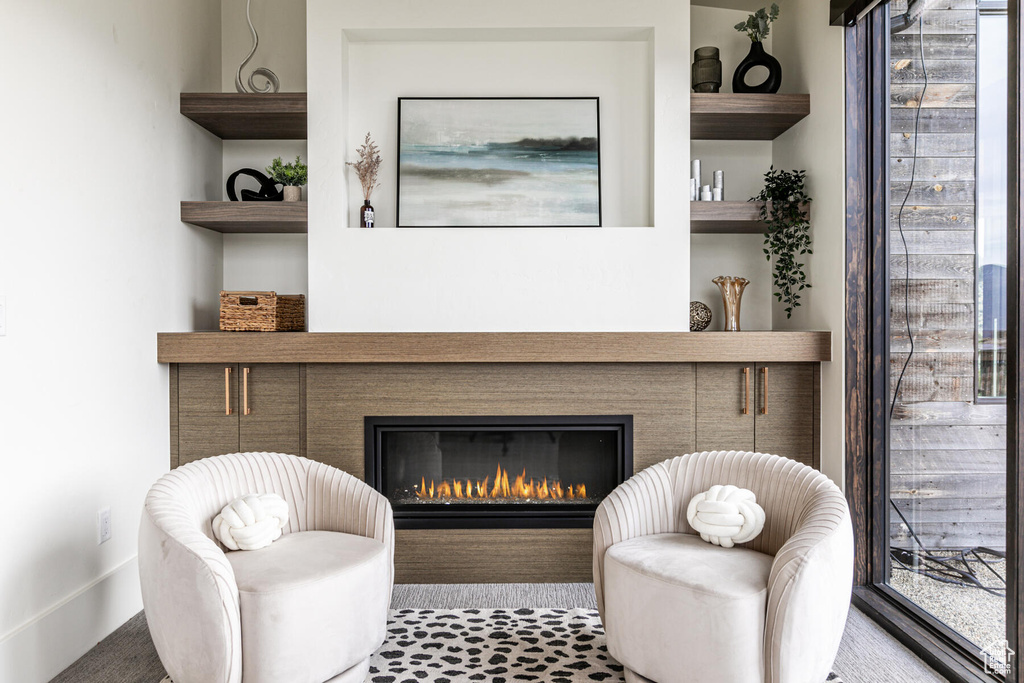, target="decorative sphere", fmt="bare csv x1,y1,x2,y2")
690,301,712,332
